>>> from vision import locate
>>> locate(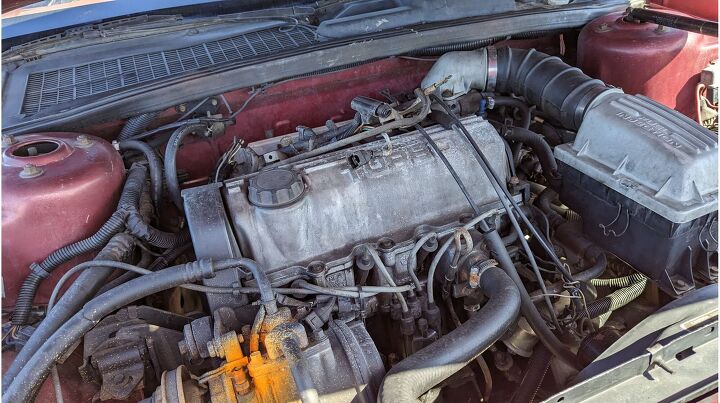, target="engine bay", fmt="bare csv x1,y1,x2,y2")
1,5,719,403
